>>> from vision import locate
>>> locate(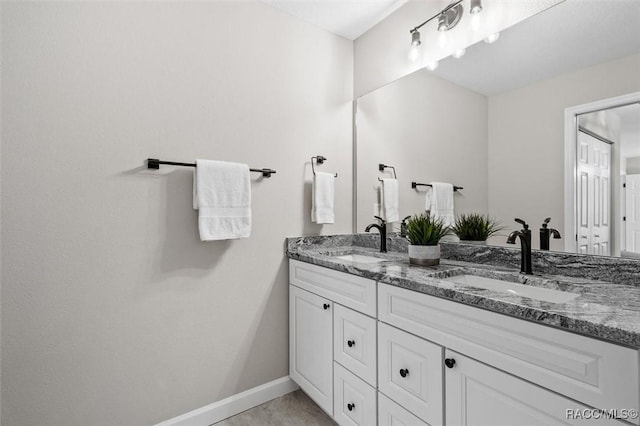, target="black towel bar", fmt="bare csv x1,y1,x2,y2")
147,158,276,177
412,181,463,191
